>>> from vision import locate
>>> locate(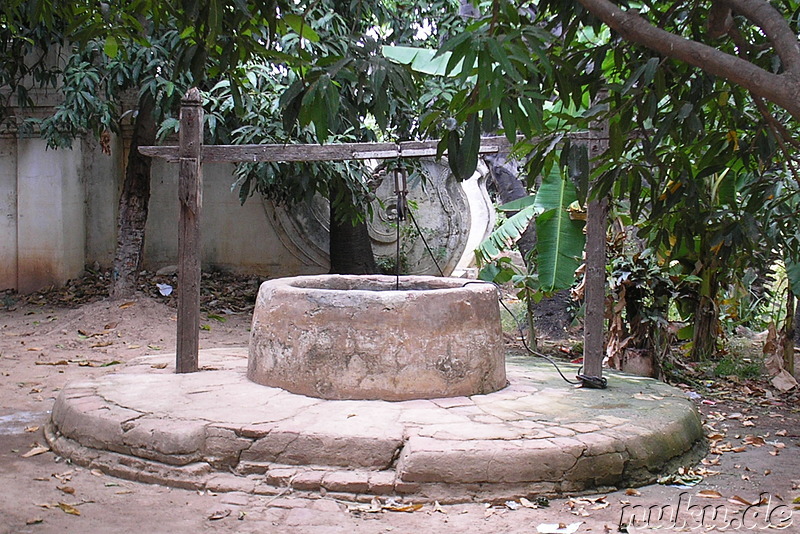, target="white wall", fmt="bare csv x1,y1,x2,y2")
143,160,323,277
0,137,17,289
15,138,85,293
